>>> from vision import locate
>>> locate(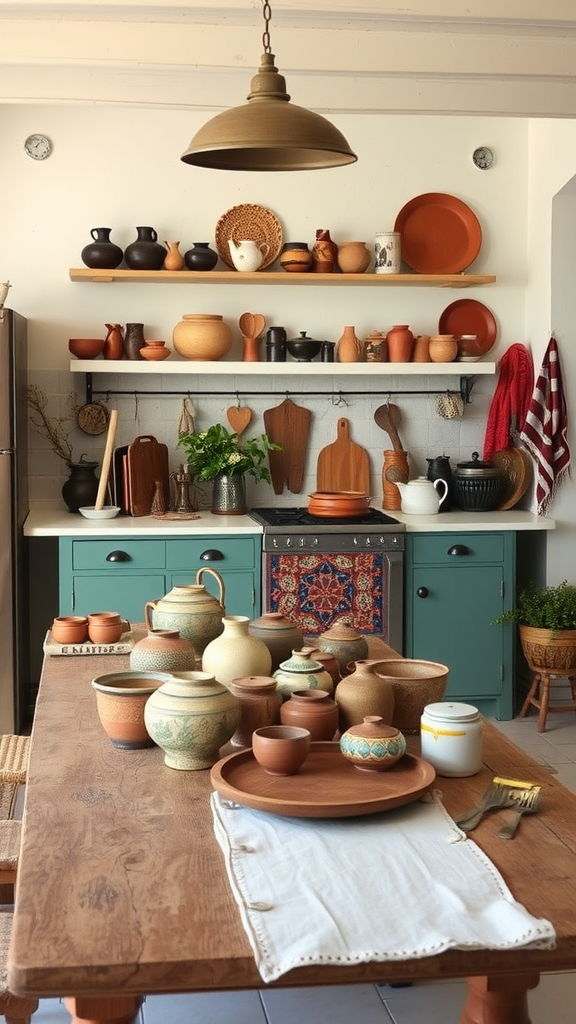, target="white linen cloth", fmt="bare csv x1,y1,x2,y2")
211,790,555,983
